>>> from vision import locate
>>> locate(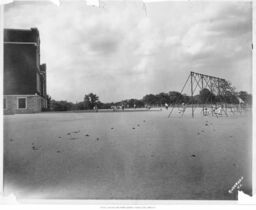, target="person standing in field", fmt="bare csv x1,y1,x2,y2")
165,103,169,110
214,105,222,118
134,104,136,109
94,105,98,112
178,103,186,117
